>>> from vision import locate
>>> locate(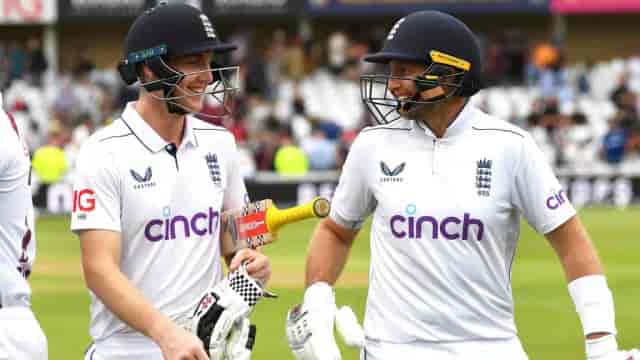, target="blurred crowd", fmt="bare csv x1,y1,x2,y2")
3,28,640,197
